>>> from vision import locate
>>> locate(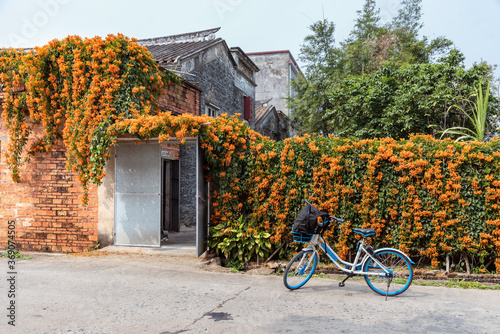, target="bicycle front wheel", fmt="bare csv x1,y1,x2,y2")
363,249,413,296
283,250,318,290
